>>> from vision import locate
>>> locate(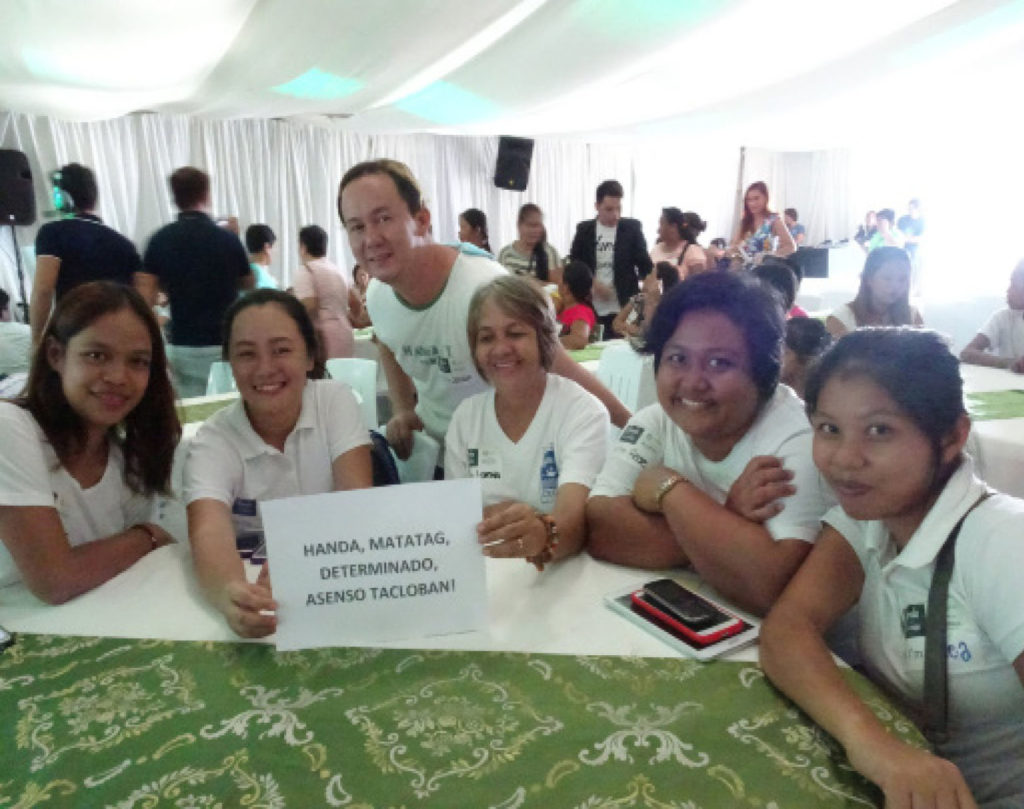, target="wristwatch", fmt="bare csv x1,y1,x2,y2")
654,473,686,511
